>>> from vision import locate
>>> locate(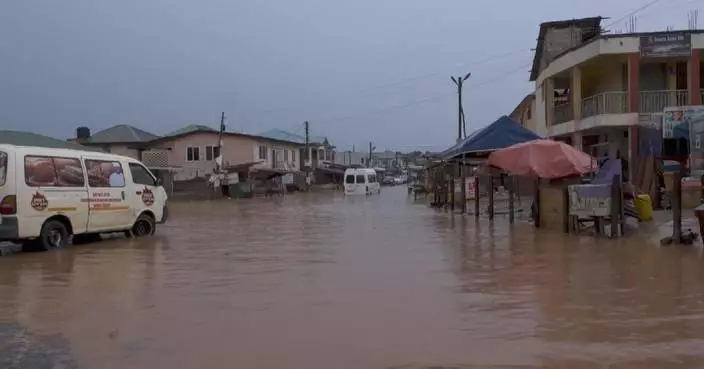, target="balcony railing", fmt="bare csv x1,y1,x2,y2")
552,102,573,125
581,91,628,118
274,161,296,170
640,90,688,113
